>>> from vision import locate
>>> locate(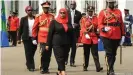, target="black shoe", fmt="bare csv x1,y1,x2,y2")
109,72,115,75
70,63,76,67
28,68,34,72
83,67,88,71
96,67,103,72
65,62,68,65
107,71,115,75
107,72,109,75
40,70,50,74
